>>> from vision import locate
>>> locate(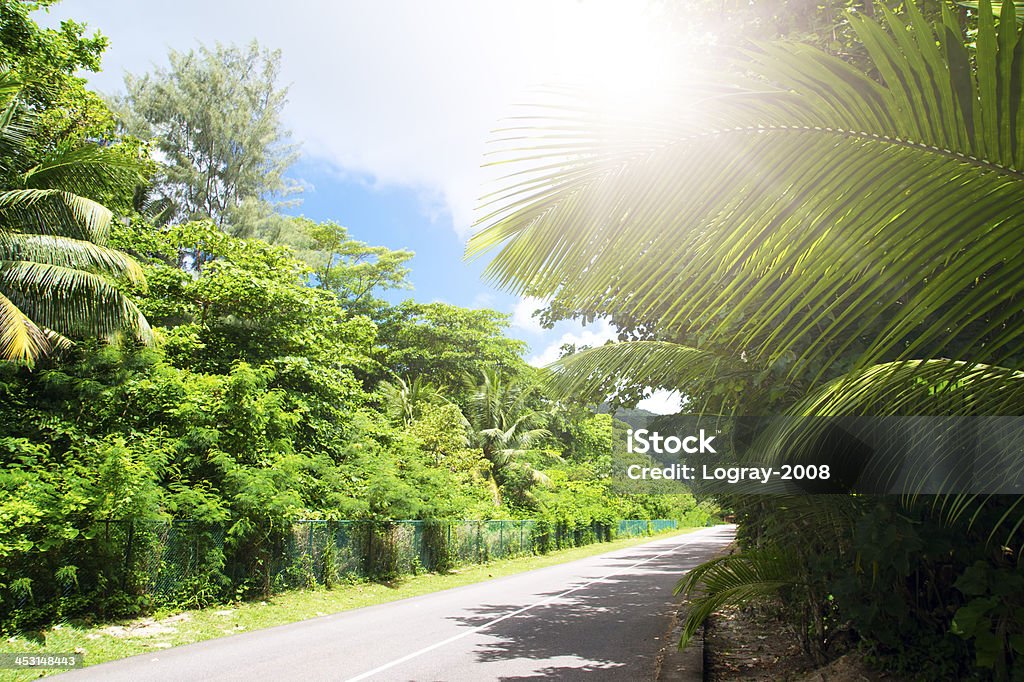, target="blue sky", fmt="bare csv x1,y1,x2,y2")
41,0,689,411
284,159,504,310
